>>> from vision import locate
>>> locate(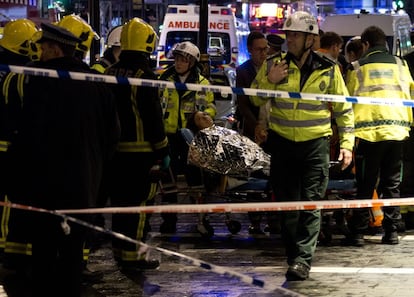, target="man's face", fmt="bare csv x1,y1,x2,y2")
249,38,268,67
40,41,61,62
285,31,313,57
